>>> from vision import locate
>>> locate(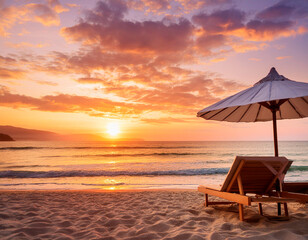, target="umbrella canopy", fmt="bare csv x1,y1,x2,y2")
197,67,308,122
197,67,308,156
